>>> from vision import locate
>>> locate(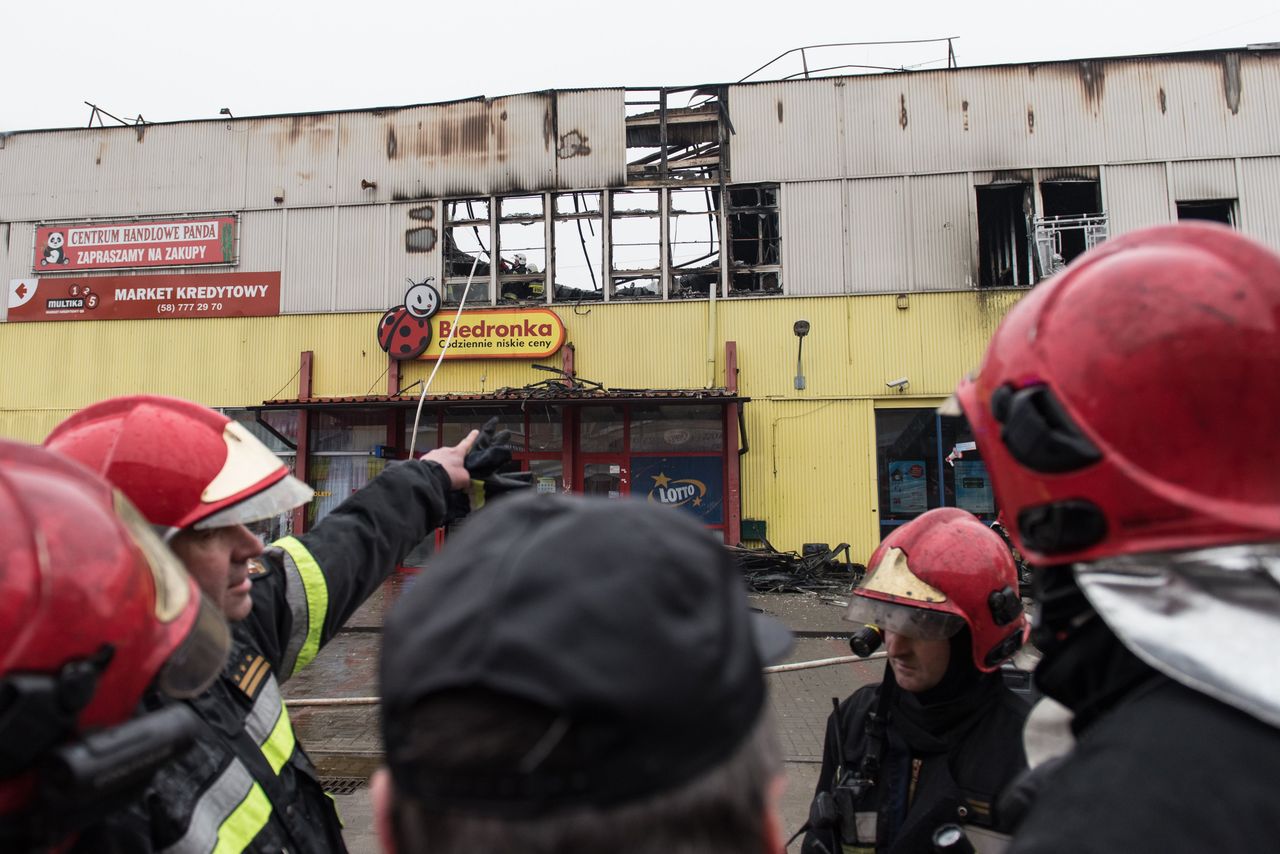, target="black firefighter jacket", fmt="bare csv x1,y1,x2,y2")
98,459,452,853
802,672,1030,854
